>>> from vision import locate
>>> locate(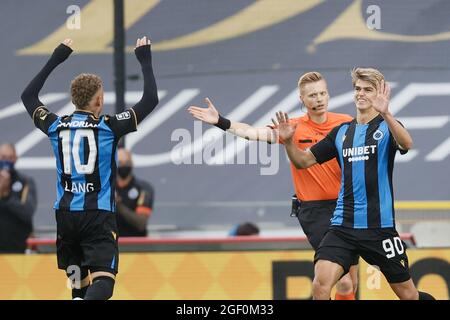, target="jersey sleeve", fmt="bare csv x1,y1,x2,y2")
107,109,138,138
32,106,59,135
309,125,340,164
390,120,408,155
